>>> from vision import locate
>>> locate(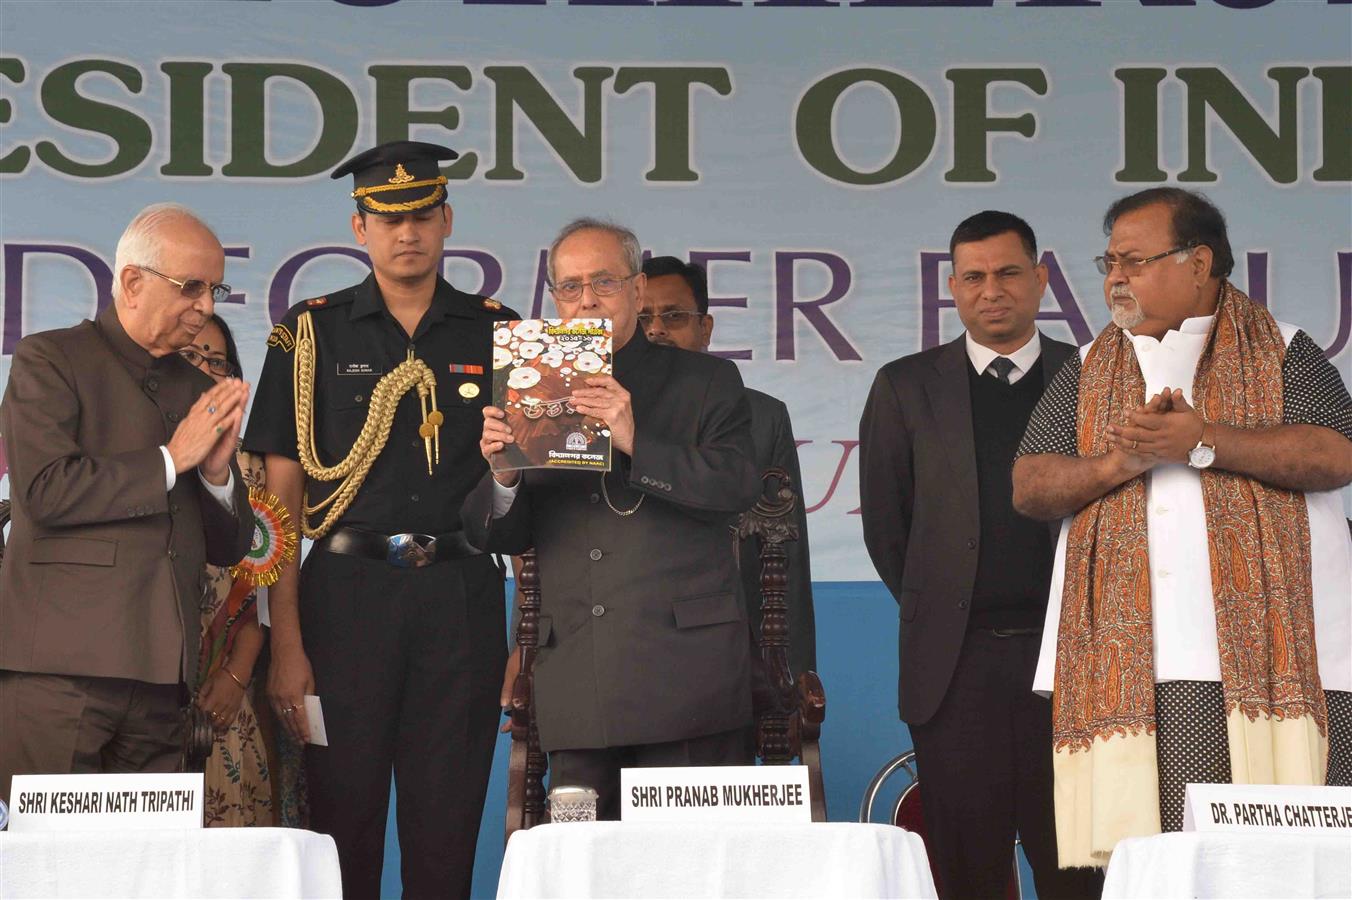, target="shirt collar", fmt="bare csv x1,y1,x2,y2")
1125,314,1217,341
96,304,158,371
348,273,465,324
964,330,1041,378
